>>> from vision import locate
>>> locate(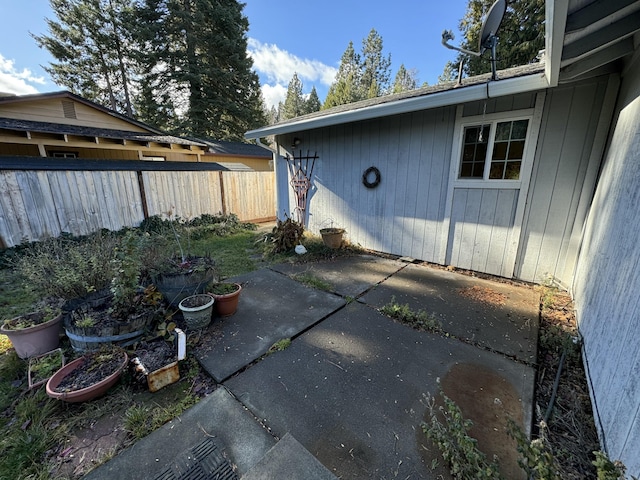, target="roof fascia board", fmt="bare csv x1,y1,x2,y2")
546,0,569,87
245,74,549,139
